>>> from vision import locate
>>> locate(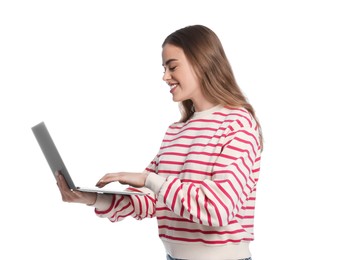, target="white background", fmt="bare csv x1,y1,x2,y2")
1,1,345,259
